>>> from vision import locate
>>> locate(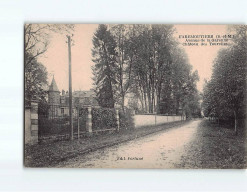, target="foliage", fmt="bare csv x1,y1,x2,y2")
79,107,88,118
24,24,74,68
25,53,48,105
202,25,247,134
92,24,117,108
38,98,49,116
92,24,200,116
92,107,117,130
110,25,136,112
119,108,135,130
38,117,70,136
